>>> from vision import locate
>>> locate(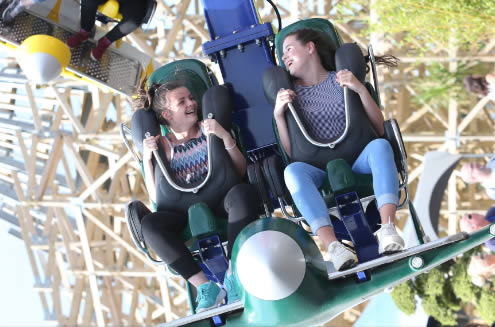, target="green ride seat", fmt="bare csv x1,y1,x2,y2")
180,203,228,253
